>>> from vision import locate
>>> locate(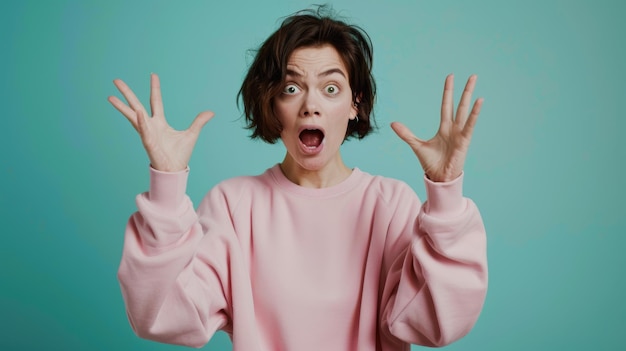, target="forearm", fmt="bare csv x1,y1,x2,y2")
383,175,488,346
117,167,228,346
118,217,206,343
